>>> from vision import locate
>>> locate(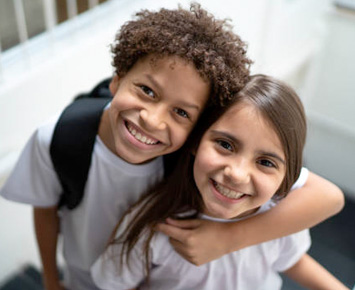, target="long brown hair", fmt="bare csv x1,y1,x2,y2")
108,74,307,279
237,75,307,198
